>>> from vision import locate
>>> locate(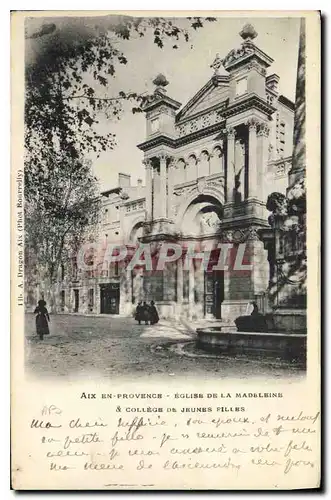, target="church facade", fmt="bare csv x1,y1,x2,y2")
58,24,295,321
